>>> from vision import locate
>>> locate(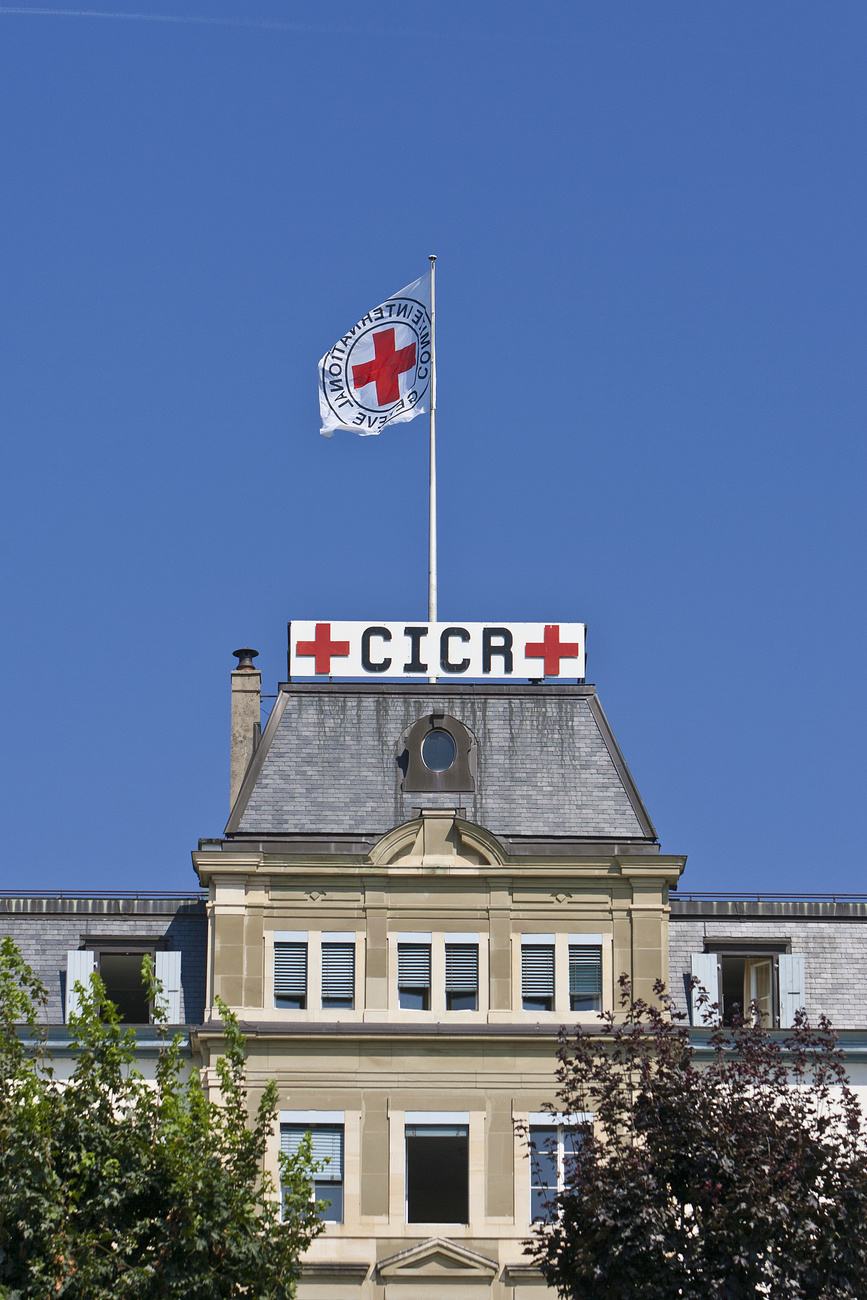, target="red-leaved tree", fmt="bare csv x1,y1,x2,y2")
528,976,867,1299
